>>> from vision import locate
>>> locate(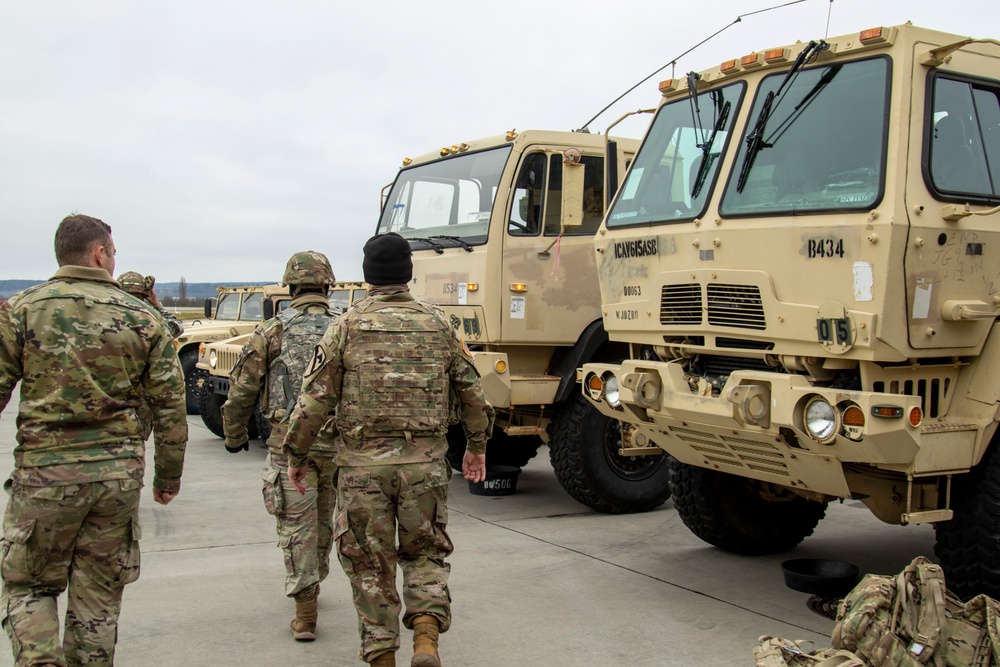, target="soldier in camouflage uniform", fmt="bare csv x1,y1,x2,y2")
117,271,185,442
116,271,185,339
283,233,492,667
0,214,188,667
222,251,339,642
